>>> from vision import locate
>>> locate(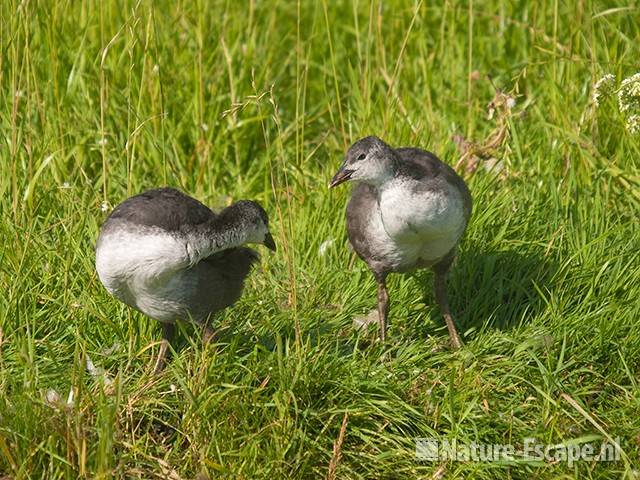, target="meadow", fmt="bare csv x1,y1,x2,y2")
1,0,639,478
